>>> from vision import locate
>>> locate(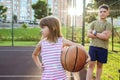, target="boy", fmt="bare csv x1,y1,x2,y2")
86,4,112,80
